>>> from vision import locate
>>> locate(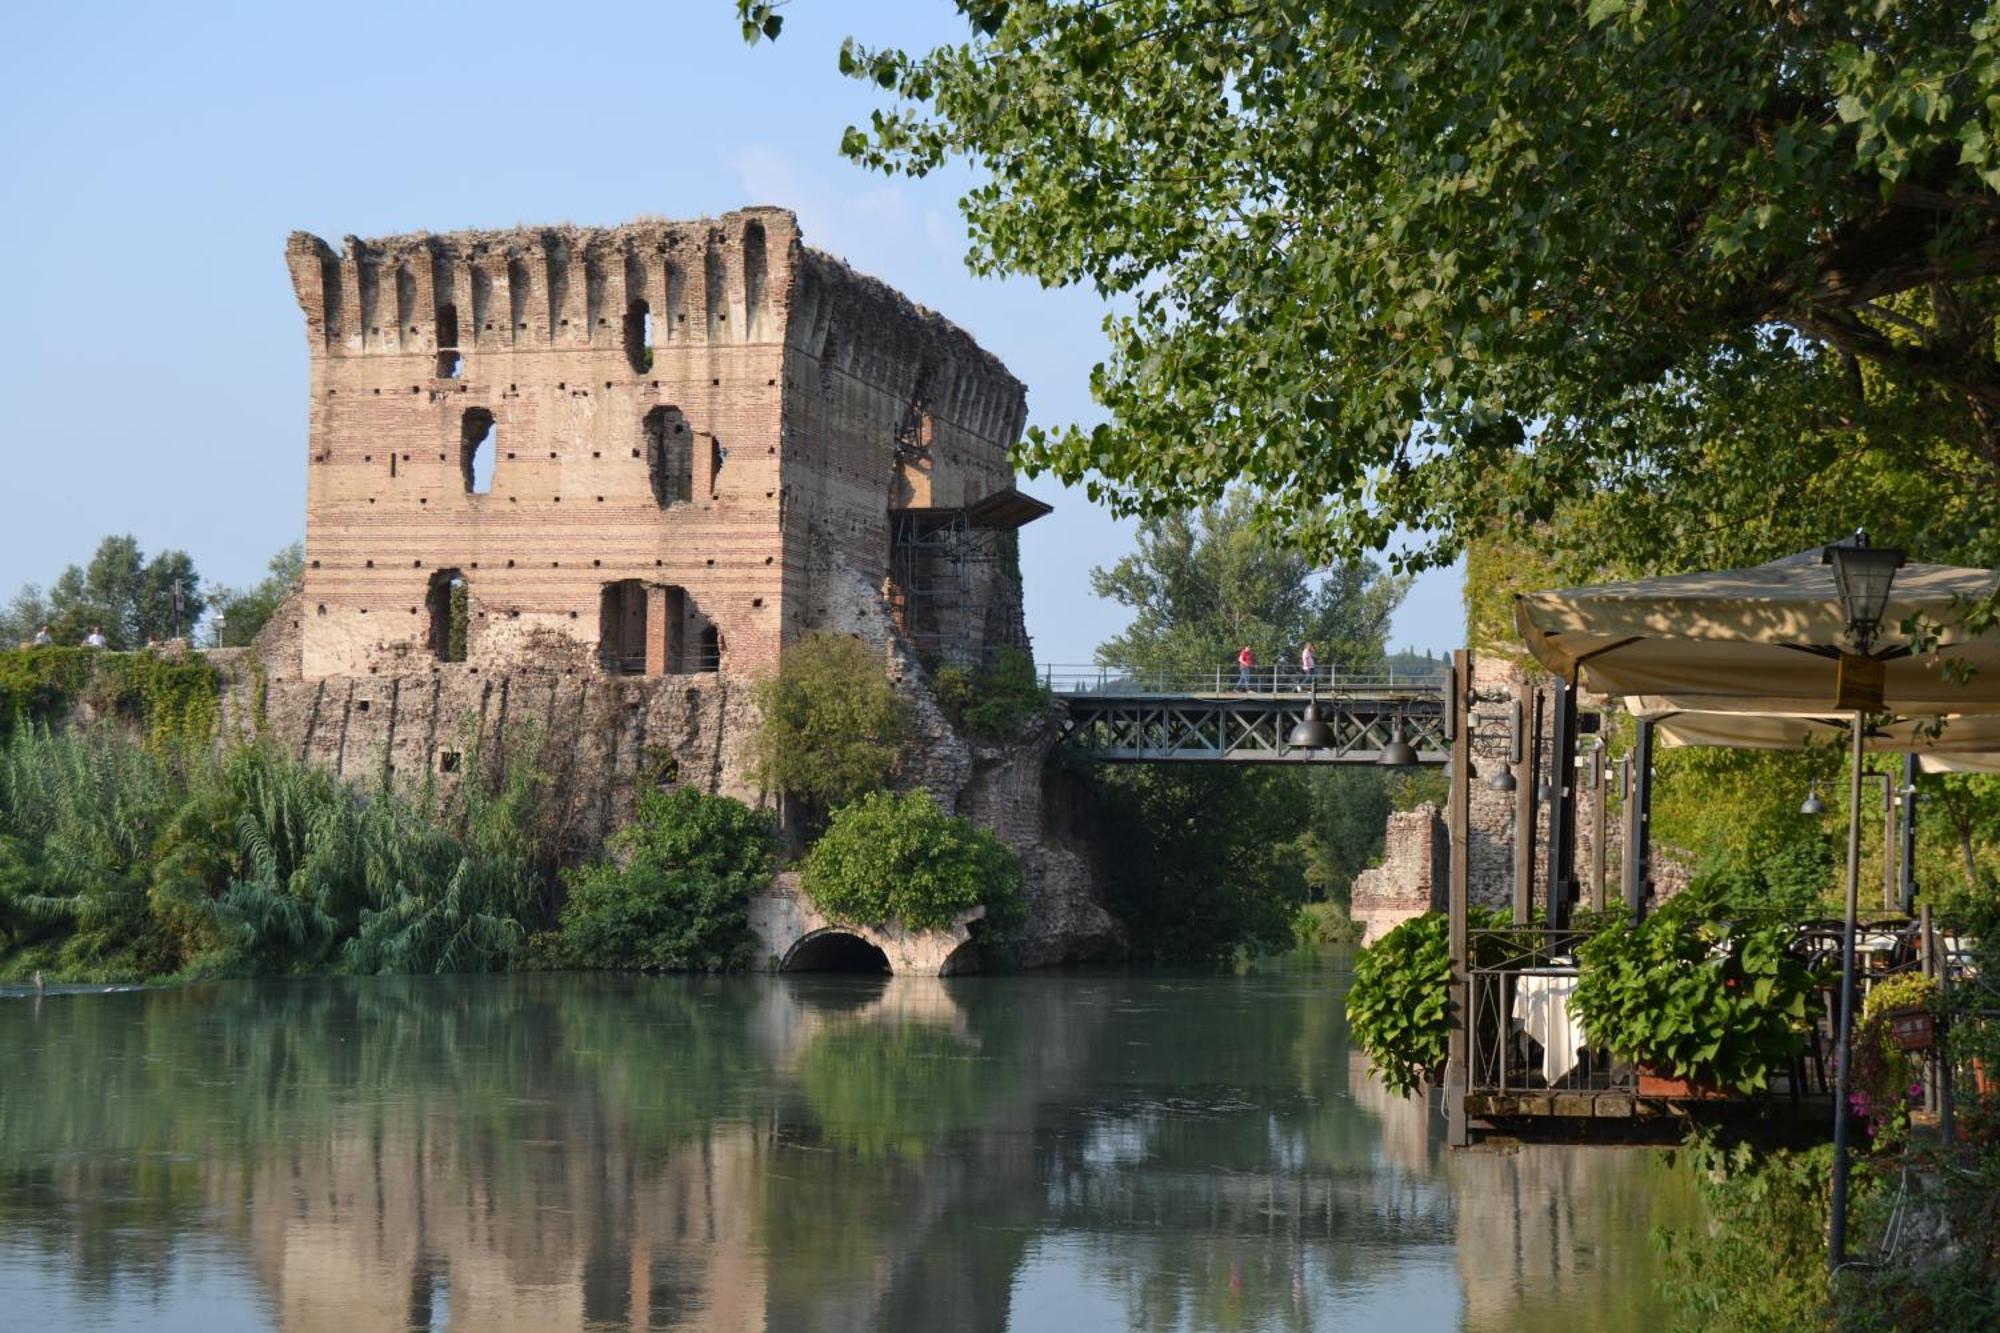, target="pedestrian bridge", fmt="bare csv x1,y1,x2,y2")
1039,664,1448,765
